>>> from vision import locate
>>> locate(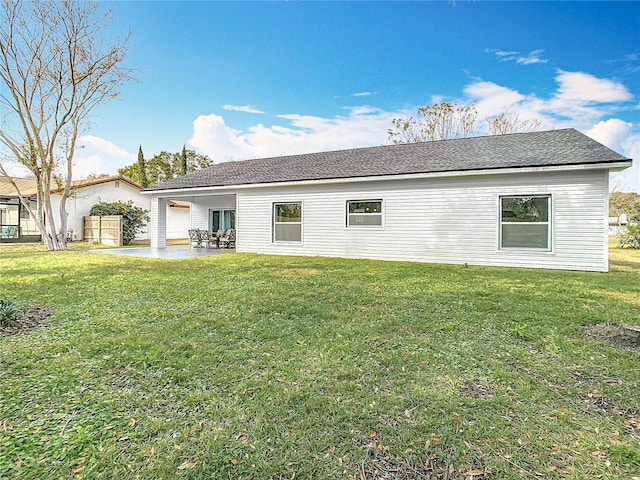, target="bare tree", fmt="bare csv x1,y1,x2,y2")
0,0,133,250
486,112,545,135
388,101,550,145
388,102,477,144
